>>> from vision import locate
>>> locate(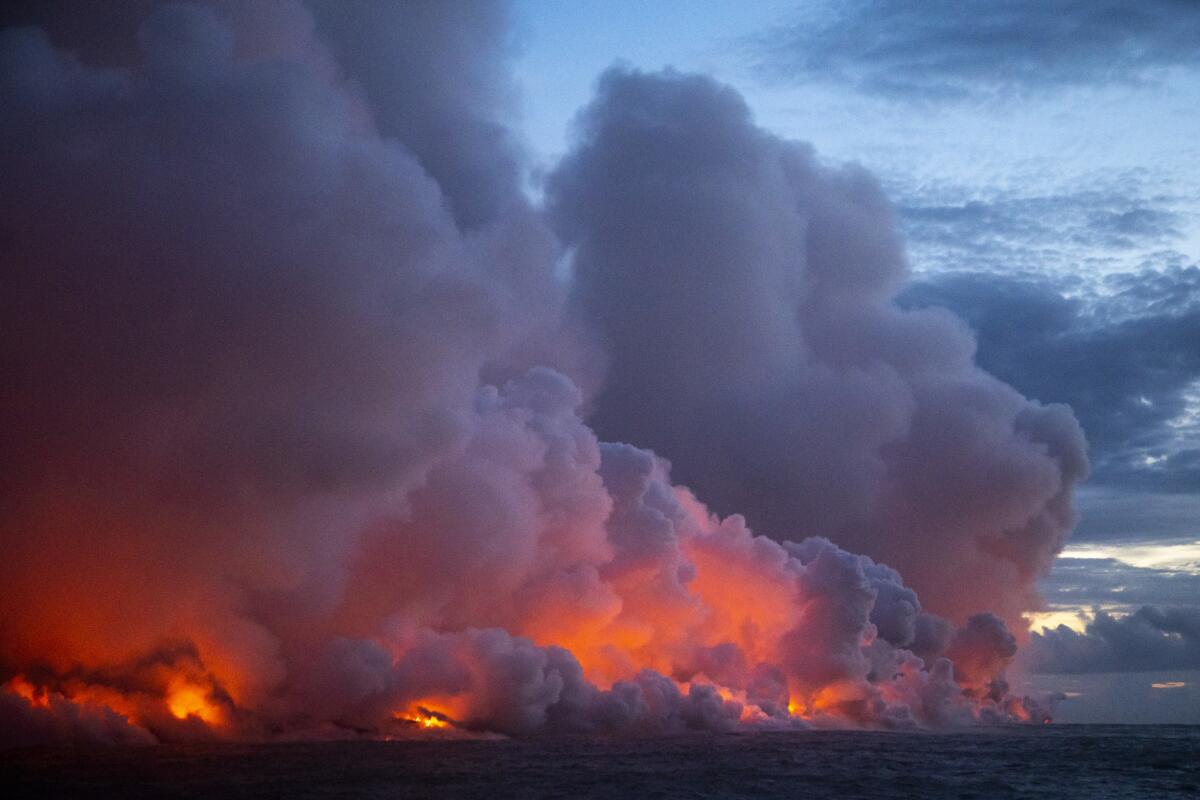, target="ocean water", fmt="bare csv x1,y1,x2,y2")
2,725,1197,799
